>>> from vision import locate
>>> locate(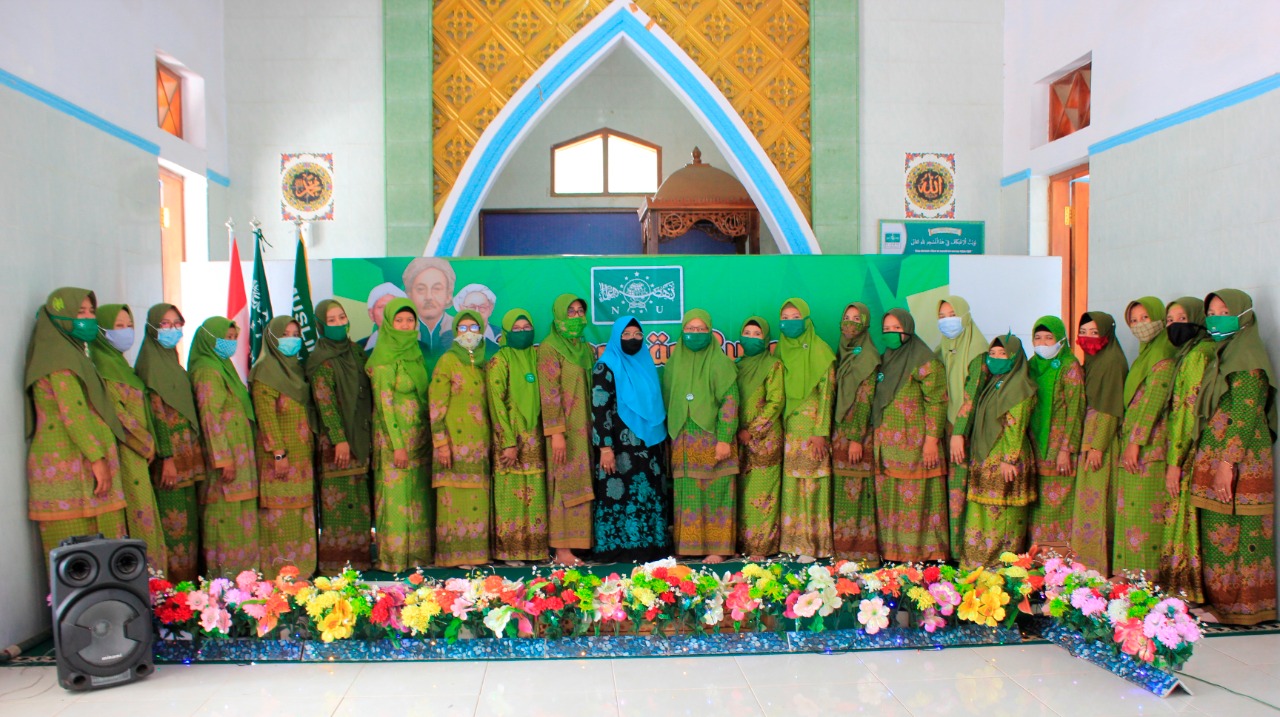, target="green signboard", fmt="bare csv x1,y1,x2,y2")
879,220,984,255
